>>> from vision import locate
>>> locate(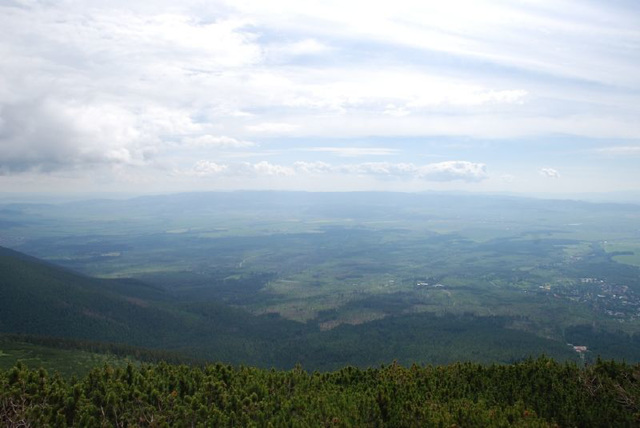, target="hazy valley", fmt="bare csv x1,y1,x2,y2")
2,191,639,371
